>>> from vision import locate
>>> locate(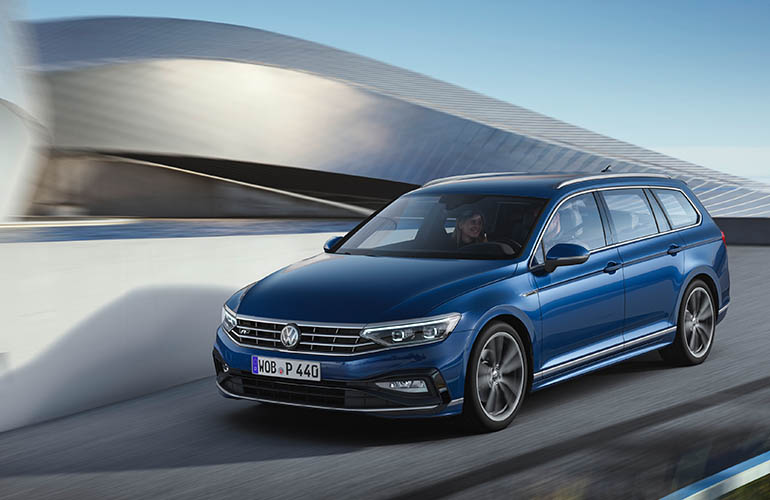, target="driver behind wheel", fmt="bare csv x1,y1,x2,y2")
453,210,488,247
